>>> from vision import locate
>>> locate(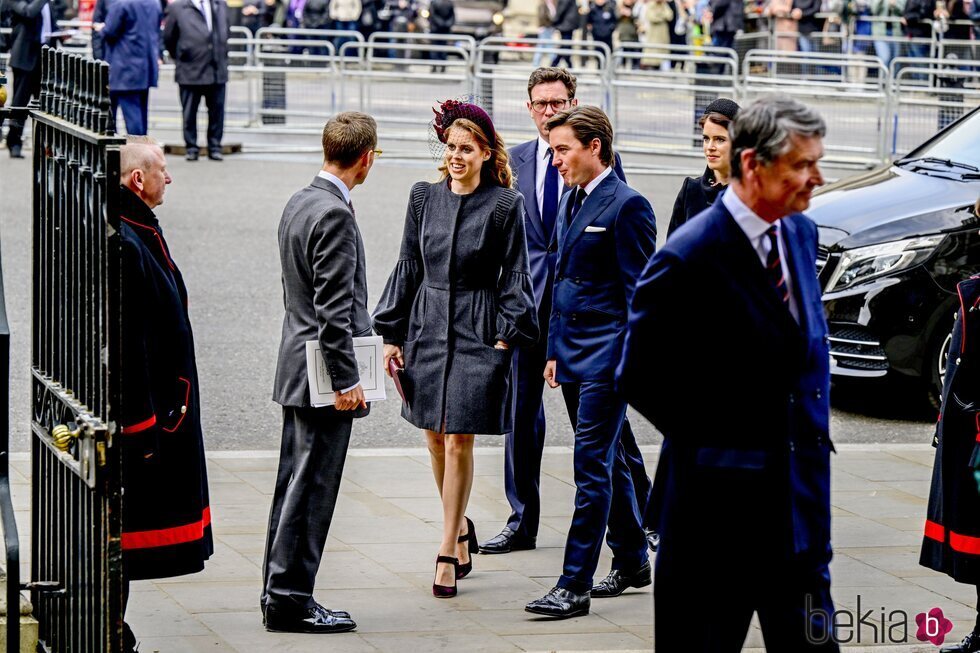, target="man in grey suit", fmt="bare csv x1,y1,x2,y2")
261,111,378,634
